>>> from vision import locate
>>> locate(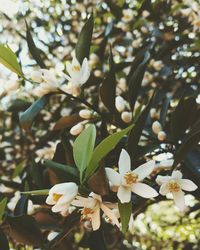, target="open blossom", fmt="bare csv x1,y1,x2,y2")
72,192,120,231
46,182,78,213
156,170,197,211
105,149,158,203
65,56,90,95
